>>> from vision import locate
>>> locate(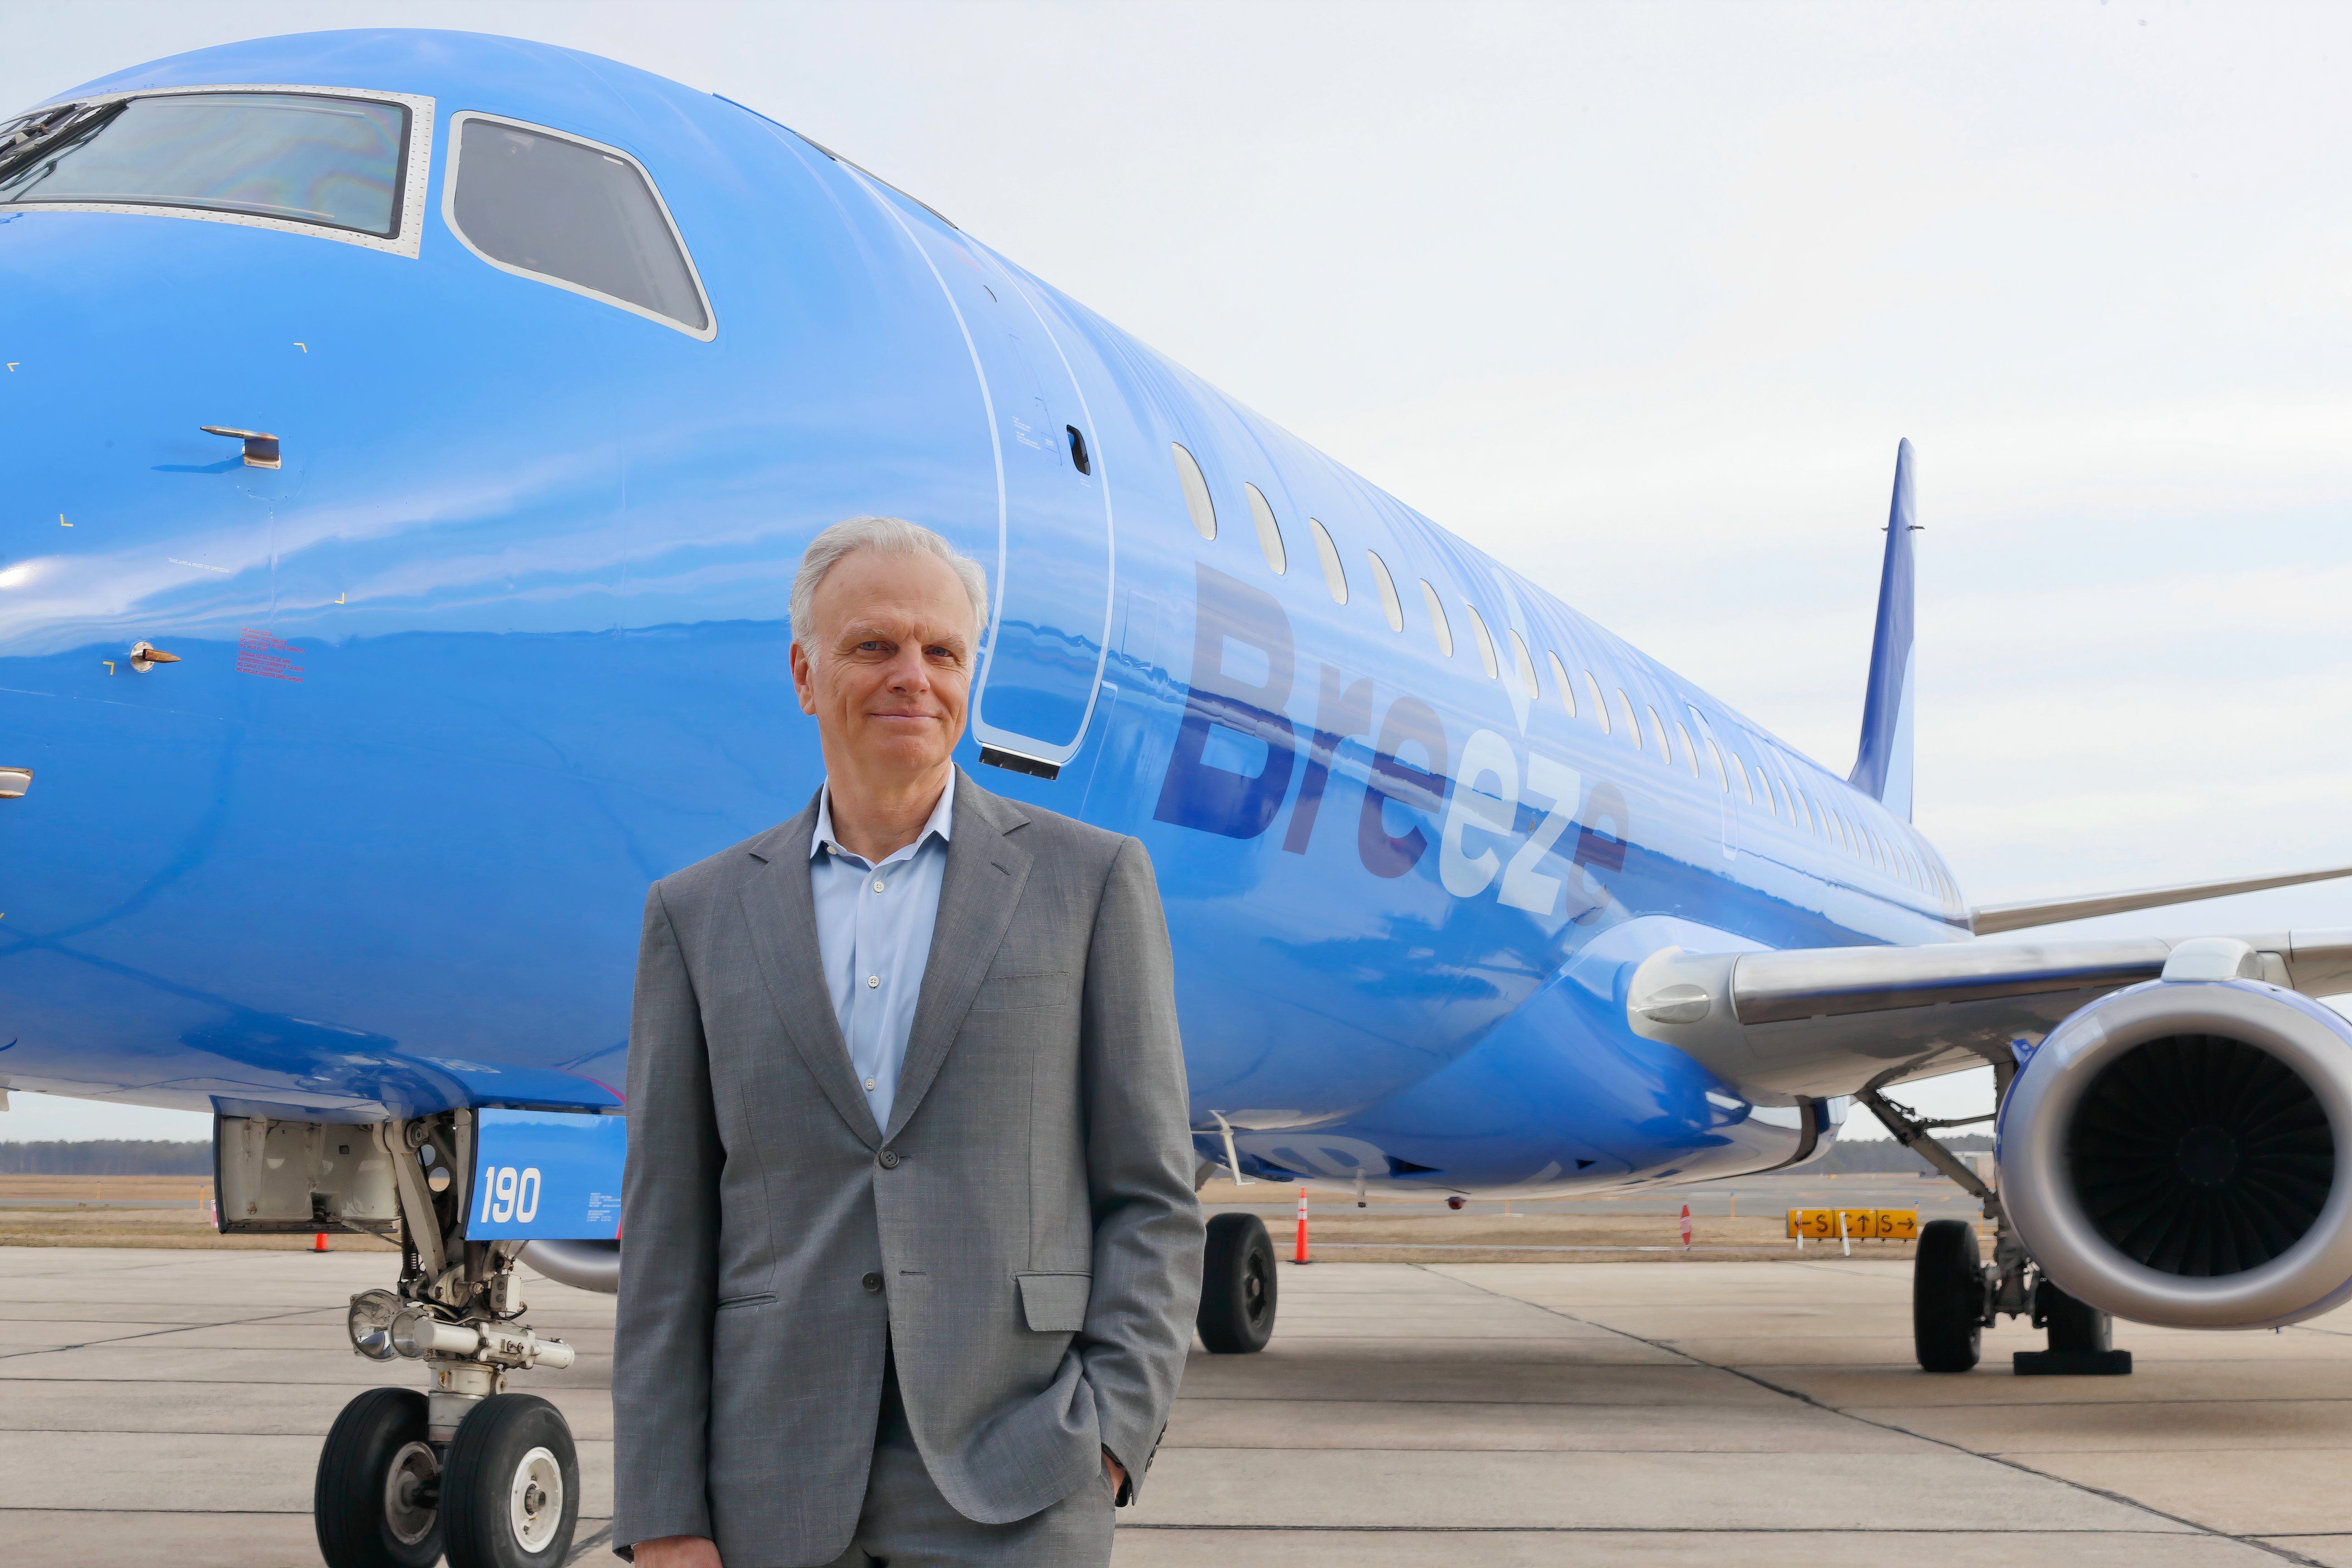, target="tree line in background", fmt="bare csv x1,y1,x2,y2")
0,1140,212,1175
1817,1133,1993,1175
